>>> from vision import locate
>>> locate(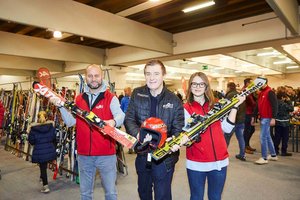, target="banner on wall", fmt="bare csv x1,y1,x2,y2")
37,67,51,88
